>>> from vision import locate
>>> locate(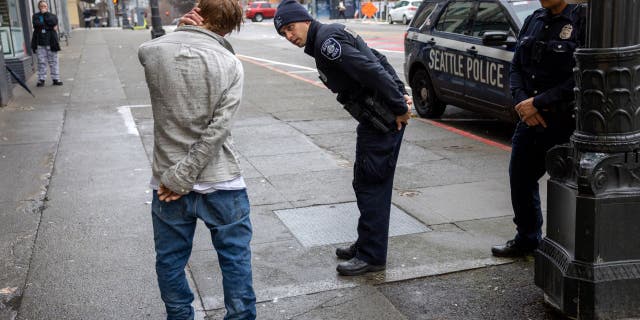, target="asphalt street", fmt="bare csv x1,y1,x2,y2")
0,22,557,320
